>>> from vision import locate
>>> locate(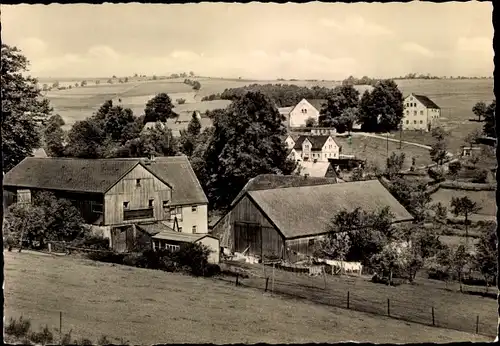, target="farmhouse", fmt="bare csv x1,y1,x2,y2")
402,93,441,132
211,179,412,260
292,135,340,162
288,99,326,128
3,156,211,254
